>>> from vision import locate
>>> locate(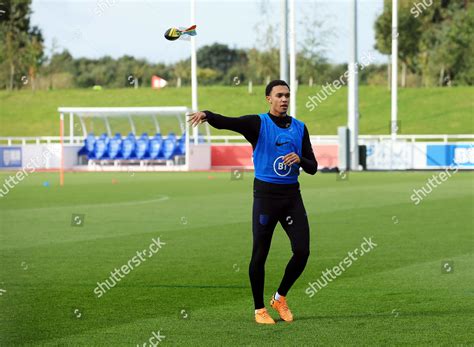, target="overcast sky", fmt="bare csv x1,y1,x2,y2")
31,0,387,65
